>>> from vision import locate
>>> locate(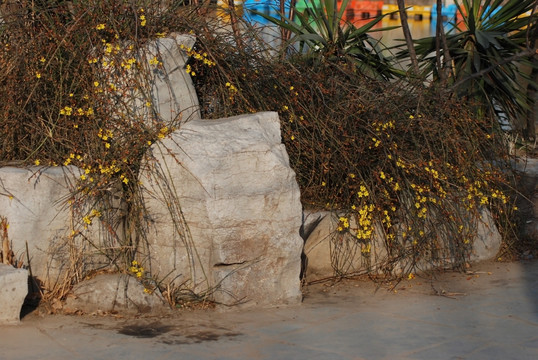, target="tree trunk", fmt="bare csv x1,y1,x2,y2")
228,0,243,50
525,47,538,141
439,0,454,83
396,0,419,74
434,0,445,84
